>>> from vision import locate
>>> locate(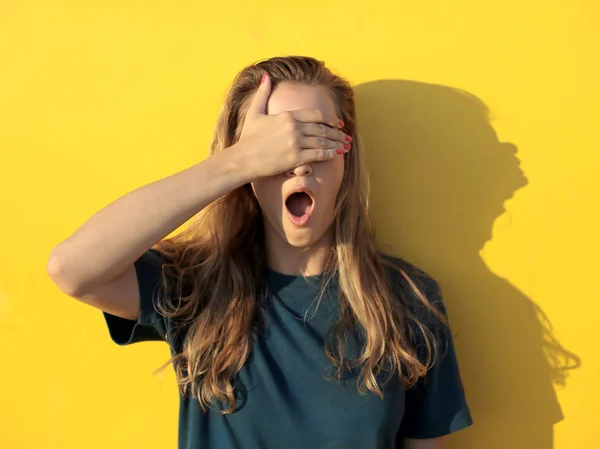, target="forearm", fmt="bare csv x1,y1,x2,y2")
47,145,249,294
